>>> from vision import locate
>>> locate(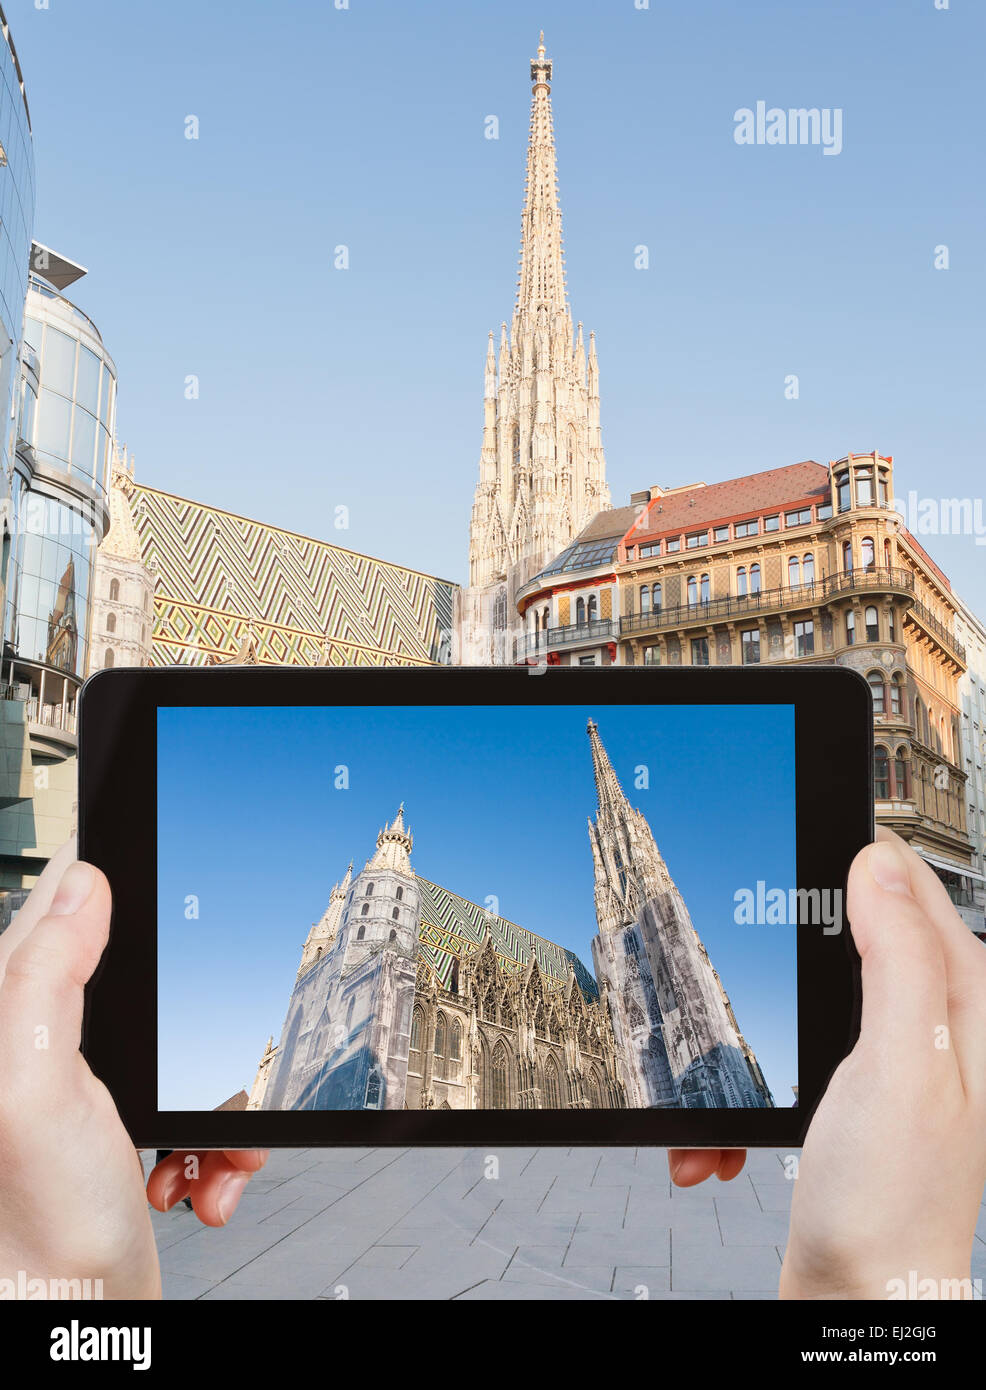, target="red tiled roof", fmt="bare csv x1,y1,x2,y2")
900,529,951,592
625,462,831,545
